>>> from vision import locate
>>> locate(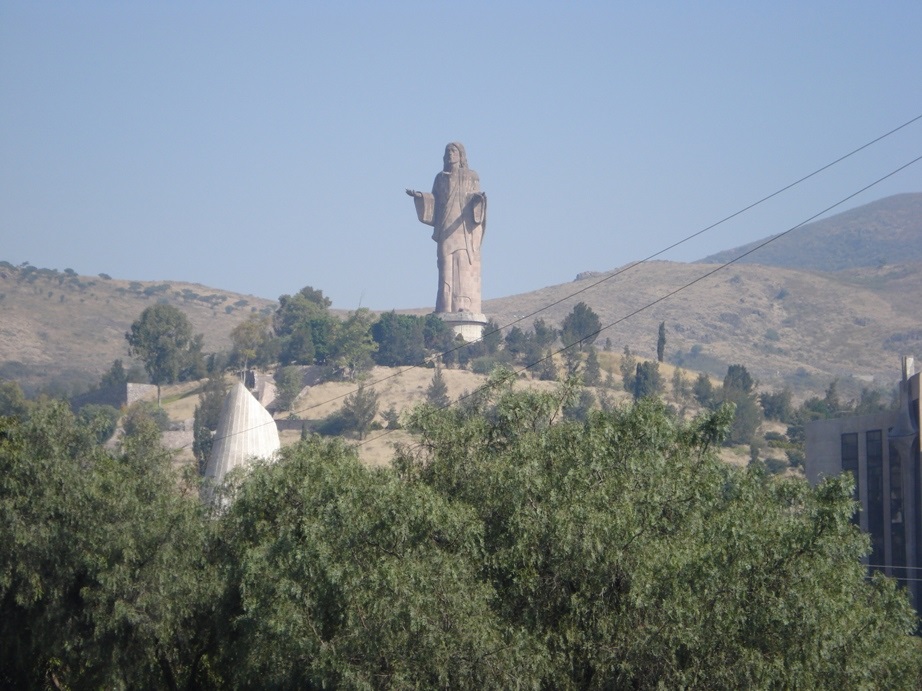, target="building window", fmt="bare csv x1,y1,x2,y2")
866,430,885,569
841,432,859,525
